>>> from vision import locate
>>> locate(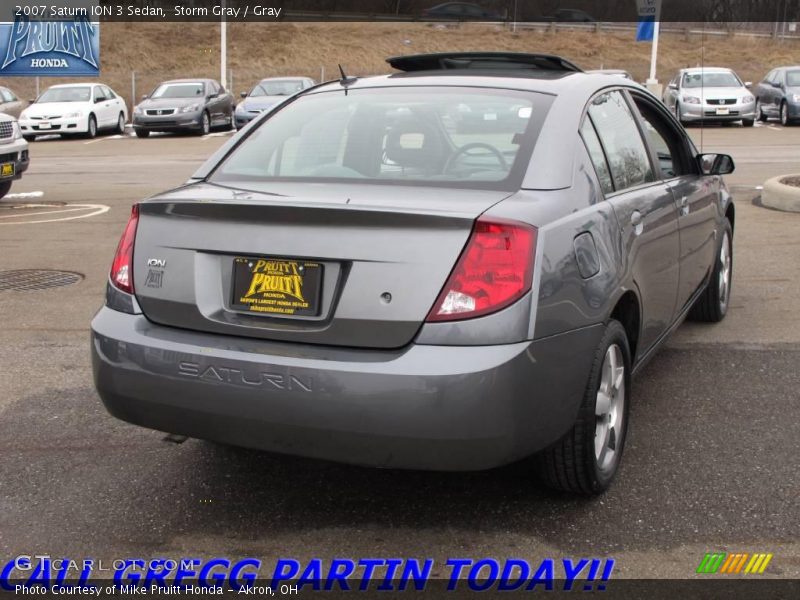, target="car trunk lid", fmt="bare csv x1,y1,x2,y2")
132,182,510,348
